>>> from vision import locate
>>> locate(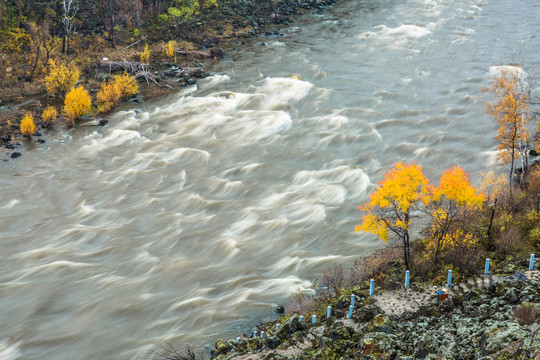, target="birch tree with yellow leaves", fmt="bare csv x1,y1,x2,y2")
485,66,531,197
356,163,431,270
